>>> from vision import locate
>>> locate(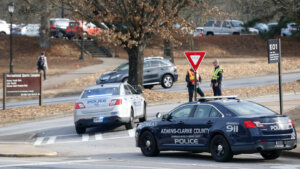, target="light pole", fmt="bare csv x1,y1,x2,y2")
8,2,14,73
